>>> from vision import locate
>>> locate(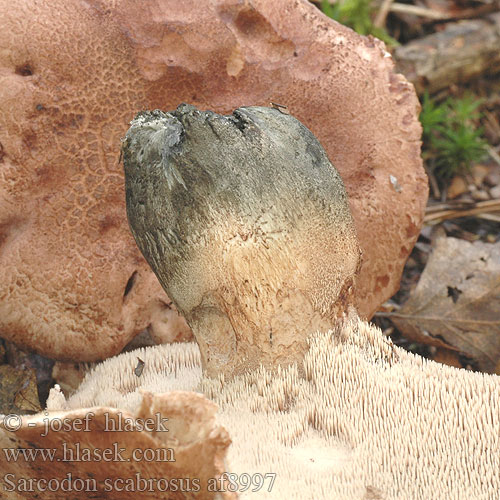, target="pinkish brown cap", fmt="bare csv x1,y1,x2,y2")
0,0,426,361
